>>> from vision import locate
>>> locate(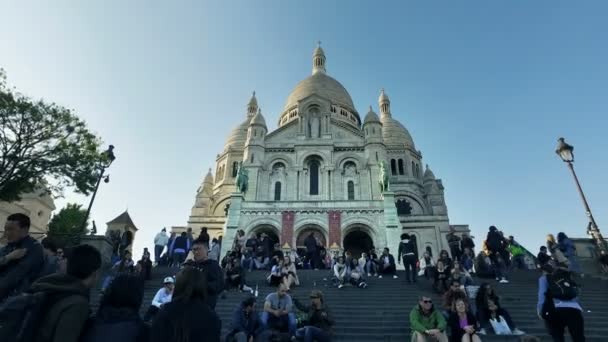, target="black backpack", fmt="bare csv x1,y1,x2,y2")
547,269,579,300
0,291,49,342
